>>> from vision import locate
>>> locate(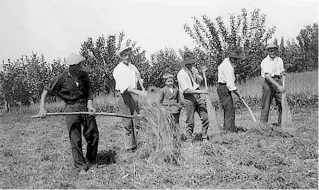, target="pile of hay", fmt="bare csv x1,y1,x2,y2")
135,101,183,166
